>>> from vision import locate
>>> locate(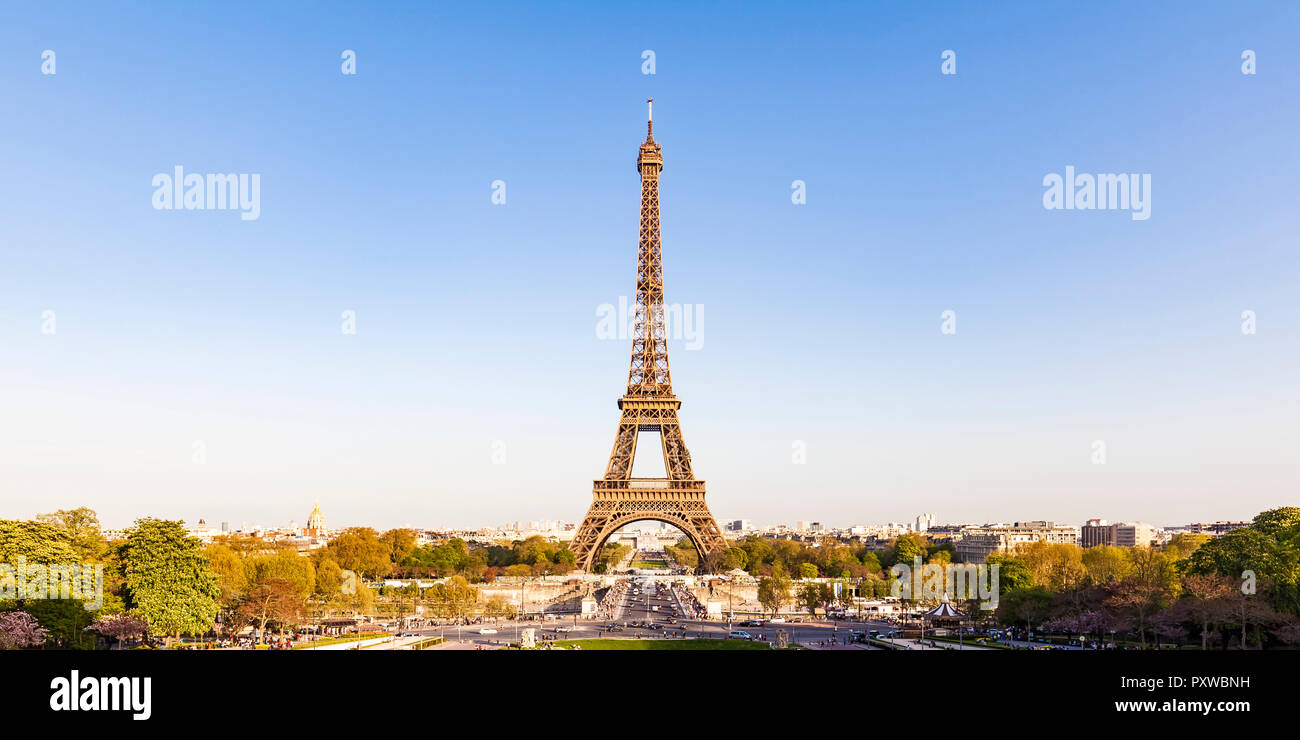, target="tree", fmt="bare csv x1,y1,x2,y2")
757,566,792,617
427,576,478,618
891,535,925,566
247,550,316,600
798,563,819,580
118,519,221,646
84,614,148,650
0,610,48,649
22,600,98,649
721,547,748,572
860,552,882,576
325,528,393,579
984,554,1033,592
0,519,79,564
1164,533,1211,563
380,528,419,565
35,507,107,561
238,578,305,637
1018,542,1085,592
1189,508,1300,619
1082,545,1132,585
1180,572,1233,650
315,558,344,597
204,543,250,604
998,586,1053,634
797,583,829,614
